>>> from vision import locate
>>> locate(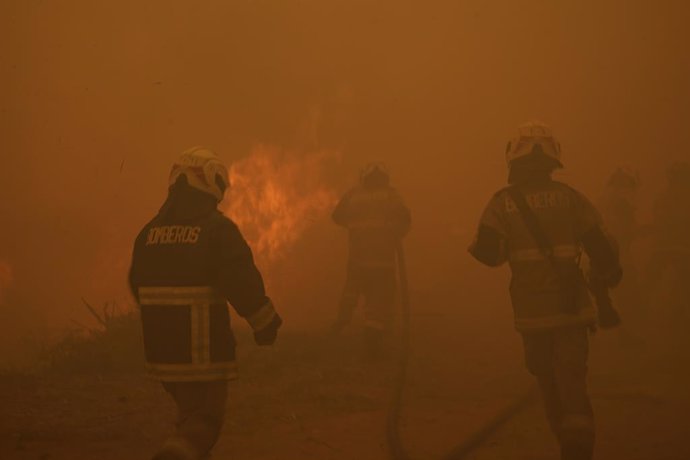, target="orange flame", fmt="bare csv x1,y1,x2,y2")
222,145,339,268
0,260,13,305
